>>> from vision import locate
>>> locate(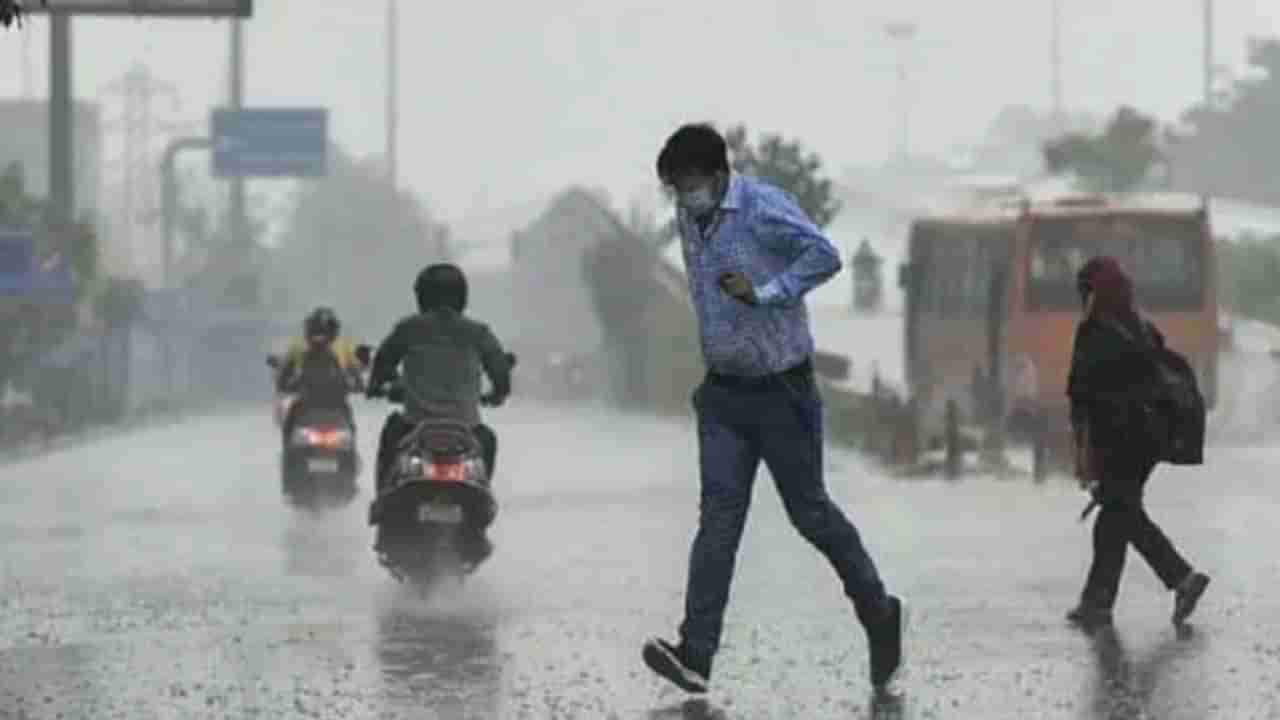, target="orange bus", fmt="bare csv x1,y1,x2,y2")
899,192,1218,477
